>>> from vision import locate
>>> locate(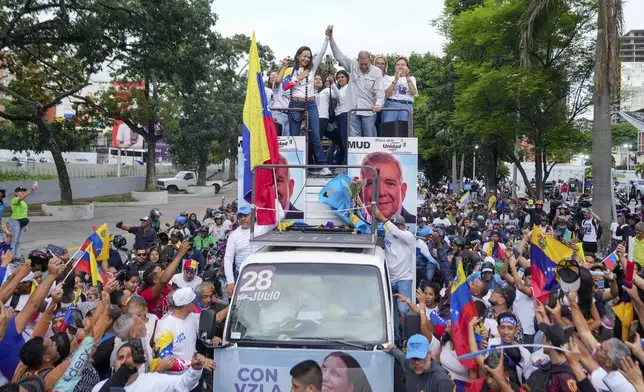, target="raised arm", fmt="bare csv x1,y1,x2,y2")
312,37,329,70
327,26,355,71
153,241,191,298
15,258,64,333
